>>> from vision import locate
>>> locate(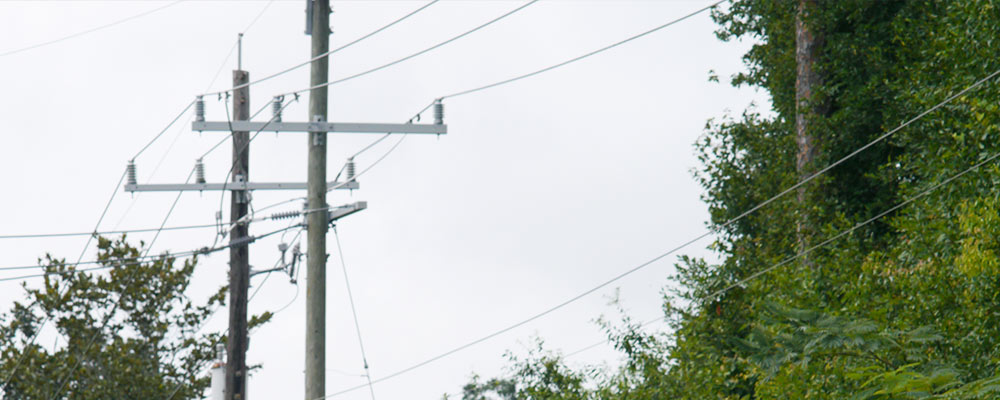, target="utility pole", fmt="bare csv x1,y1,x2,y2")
305,0,330,398
226,65,251,400
128,10,446,396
